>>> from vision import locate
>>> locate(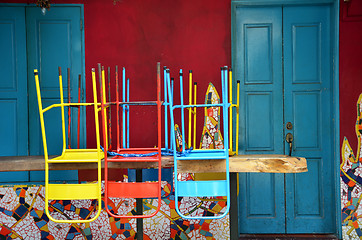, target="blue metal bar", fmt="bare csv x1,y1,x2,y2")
122,67,126,148
222,67,231,219
165,69,178,201
221,67,225,104
170,76,174,151
171,77,174,105
164,67,168,151
179,70,186,154
127,77,130,148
